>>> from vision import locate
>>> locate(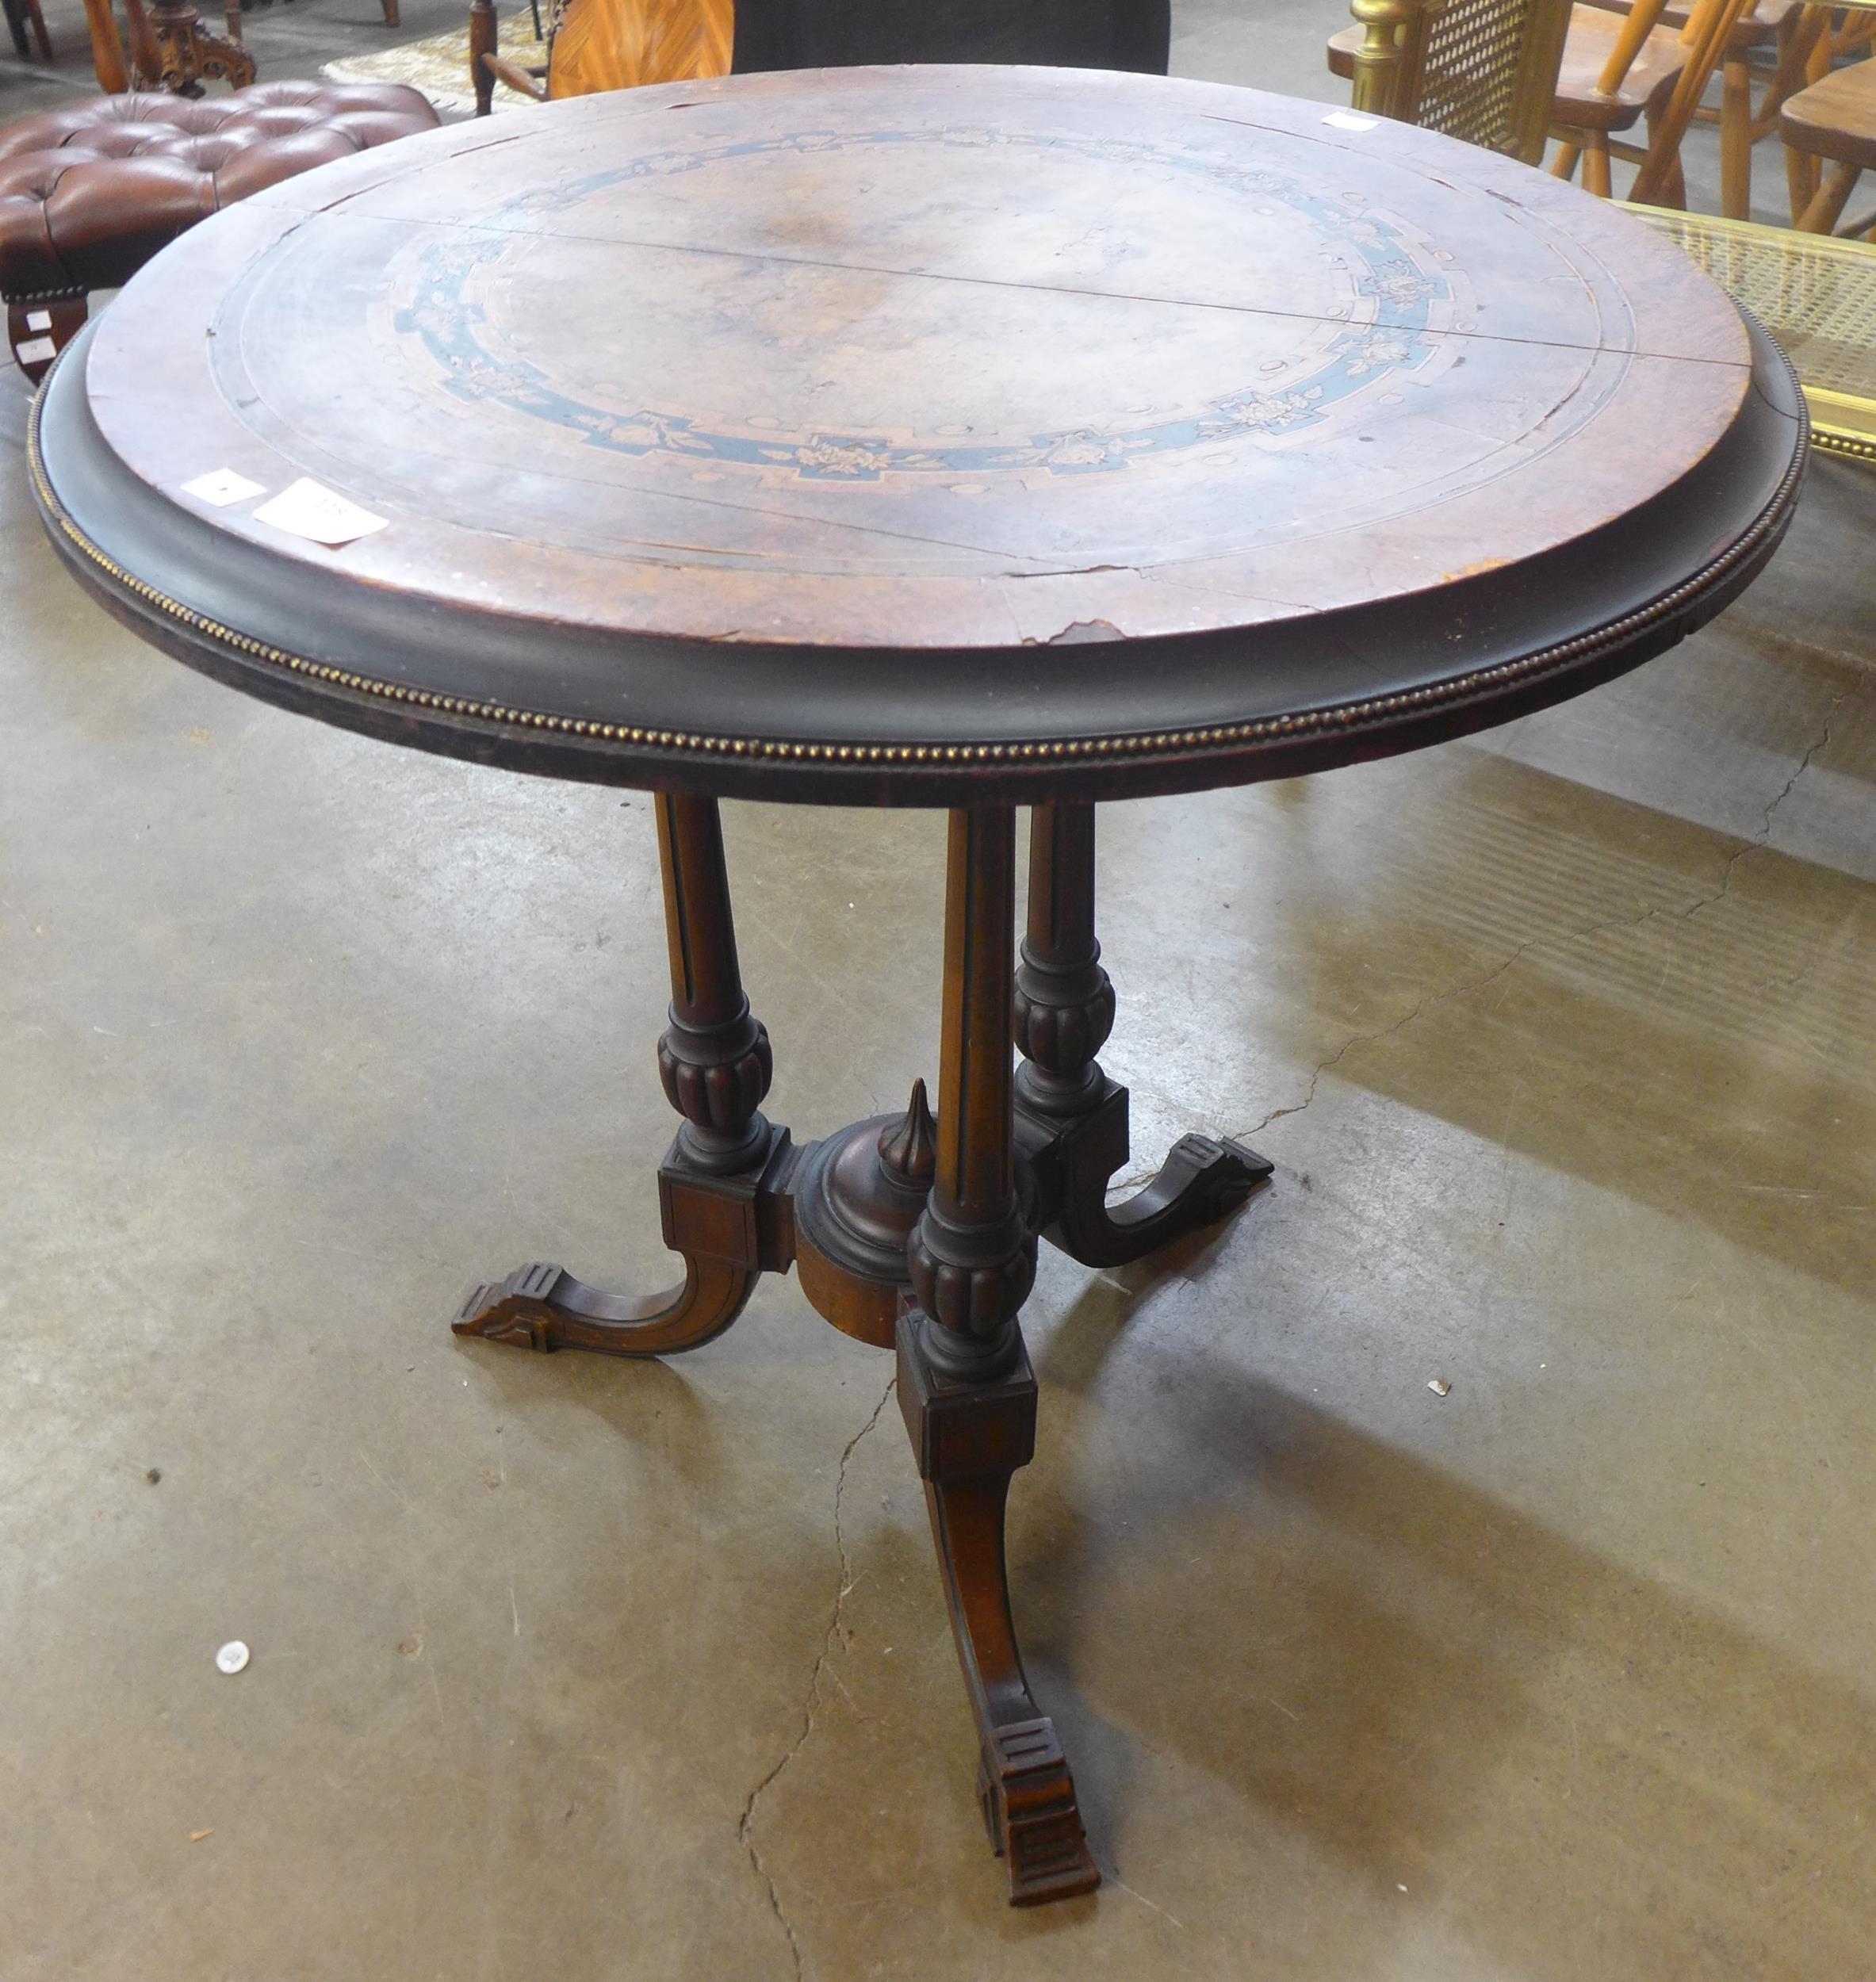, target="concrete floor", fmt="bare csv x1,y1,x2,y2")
5,6,1876,1980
